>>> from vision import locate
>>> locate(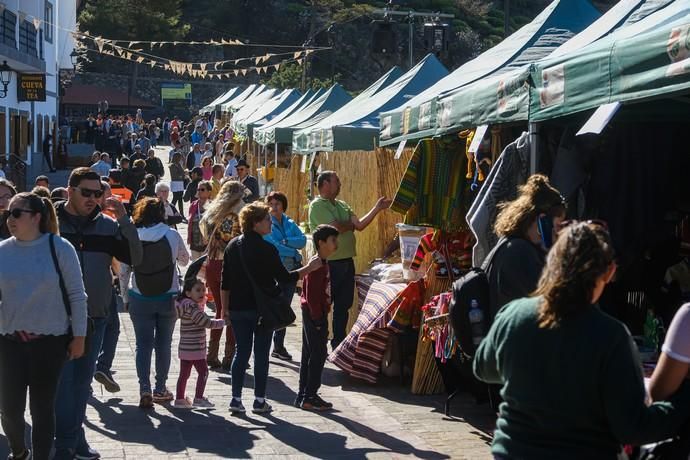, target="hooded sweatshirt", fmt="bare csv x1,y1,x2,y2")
125,223,190,298
56,201,142,318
